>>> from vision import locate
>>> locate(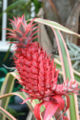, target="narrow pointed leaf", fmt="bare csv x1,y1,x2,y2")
0,73,15,119
0,73,15,108
34,18,80,37
0,106,16,120
52,29,79,120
